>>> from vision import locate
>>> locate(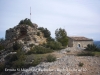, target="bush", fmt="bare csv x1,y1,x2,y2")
5,54,18,63
46,41,62,50
38,27,51,38
16,50,26,60
19,18,33,26
13,42,21,50
5,50,26,68
77,52,95,56
0,45,4,51
78,62,84,67
12,60,25,68
66,50,70,53
37,32,40,36
27,46,53,54
85,44,100,52
47,37,55,42
31,59,41,66
0,63,5,72
29,44,34,47
46,54,56,62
